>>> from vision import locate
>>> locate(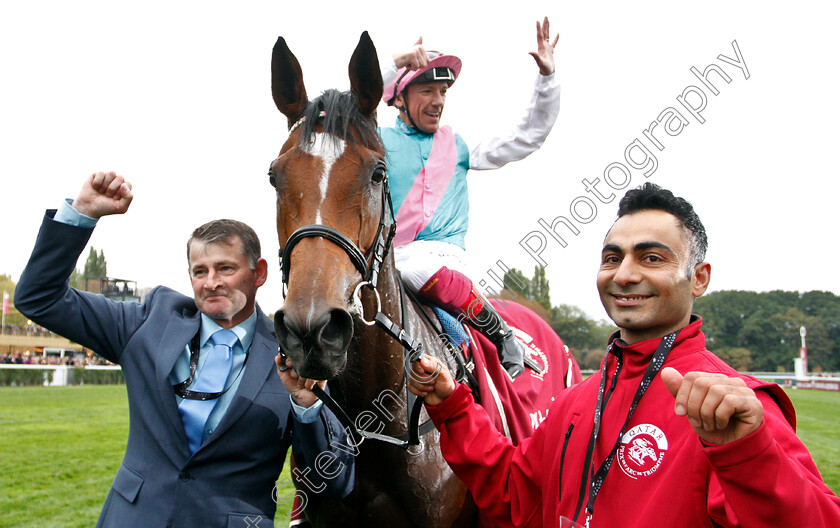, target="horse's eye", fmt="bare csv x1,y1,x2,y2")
371,161,387,184
268,168,277,188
